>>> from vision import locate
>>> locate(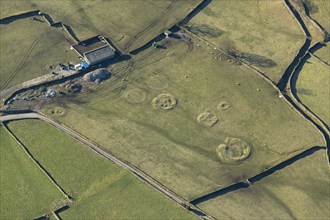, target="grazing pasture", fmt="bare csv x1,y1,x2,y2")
7,119,196,219
296,56,330,125
309,0,330,33
196,149,329,219
186,0,306,83
314,43,330,64
0,125,65,219
1,0,328,218
1,0,201,53
40,35,324,200
0,17,77,89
